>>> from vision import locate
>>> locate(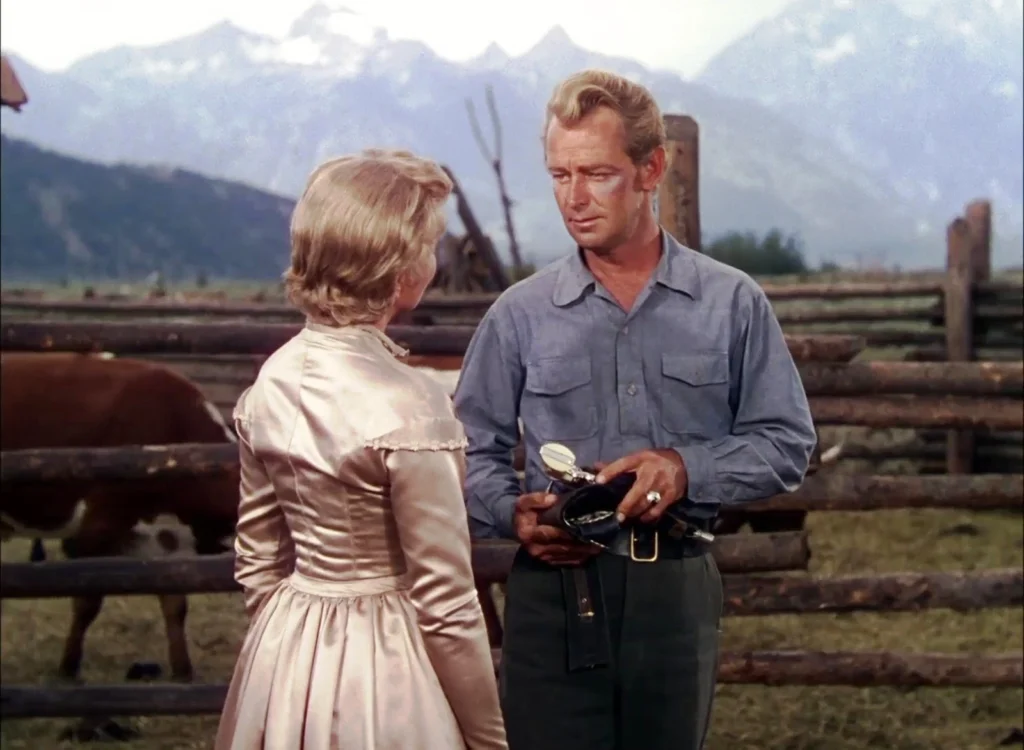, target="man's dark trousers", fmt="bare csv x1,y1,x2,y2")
498,546,723,750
